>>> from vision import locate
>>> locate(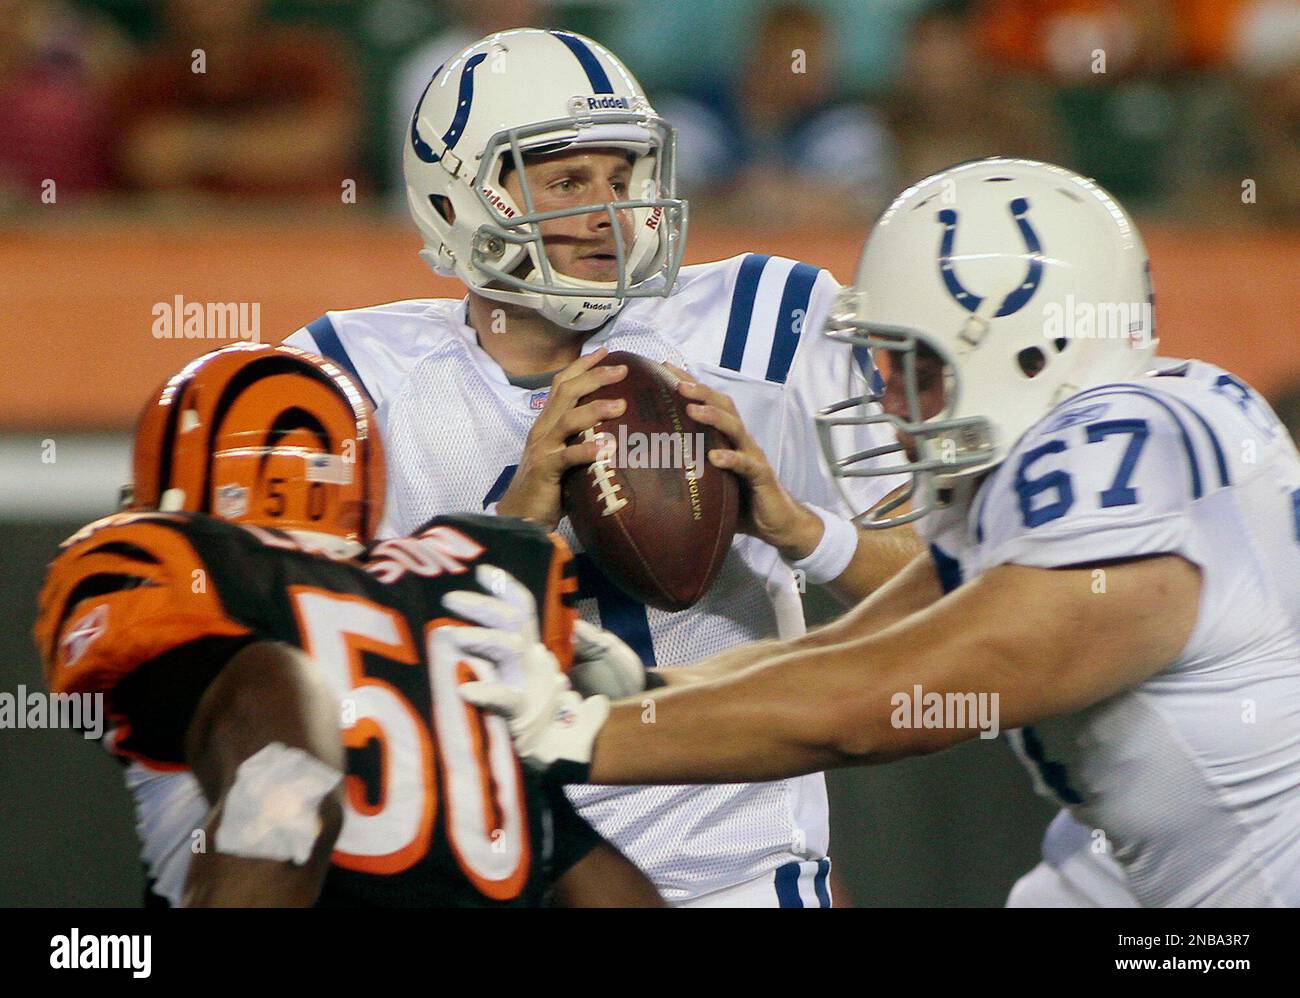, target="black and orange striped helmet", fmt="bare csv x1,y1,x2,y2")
127,343,385,544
